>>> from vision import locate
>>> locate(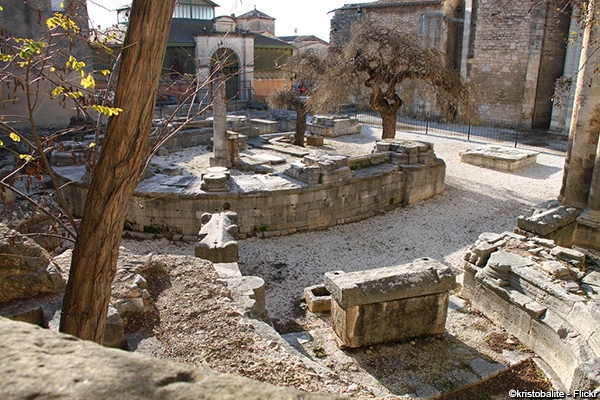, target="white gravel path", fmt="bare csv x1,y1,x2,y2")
236,126,566,329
